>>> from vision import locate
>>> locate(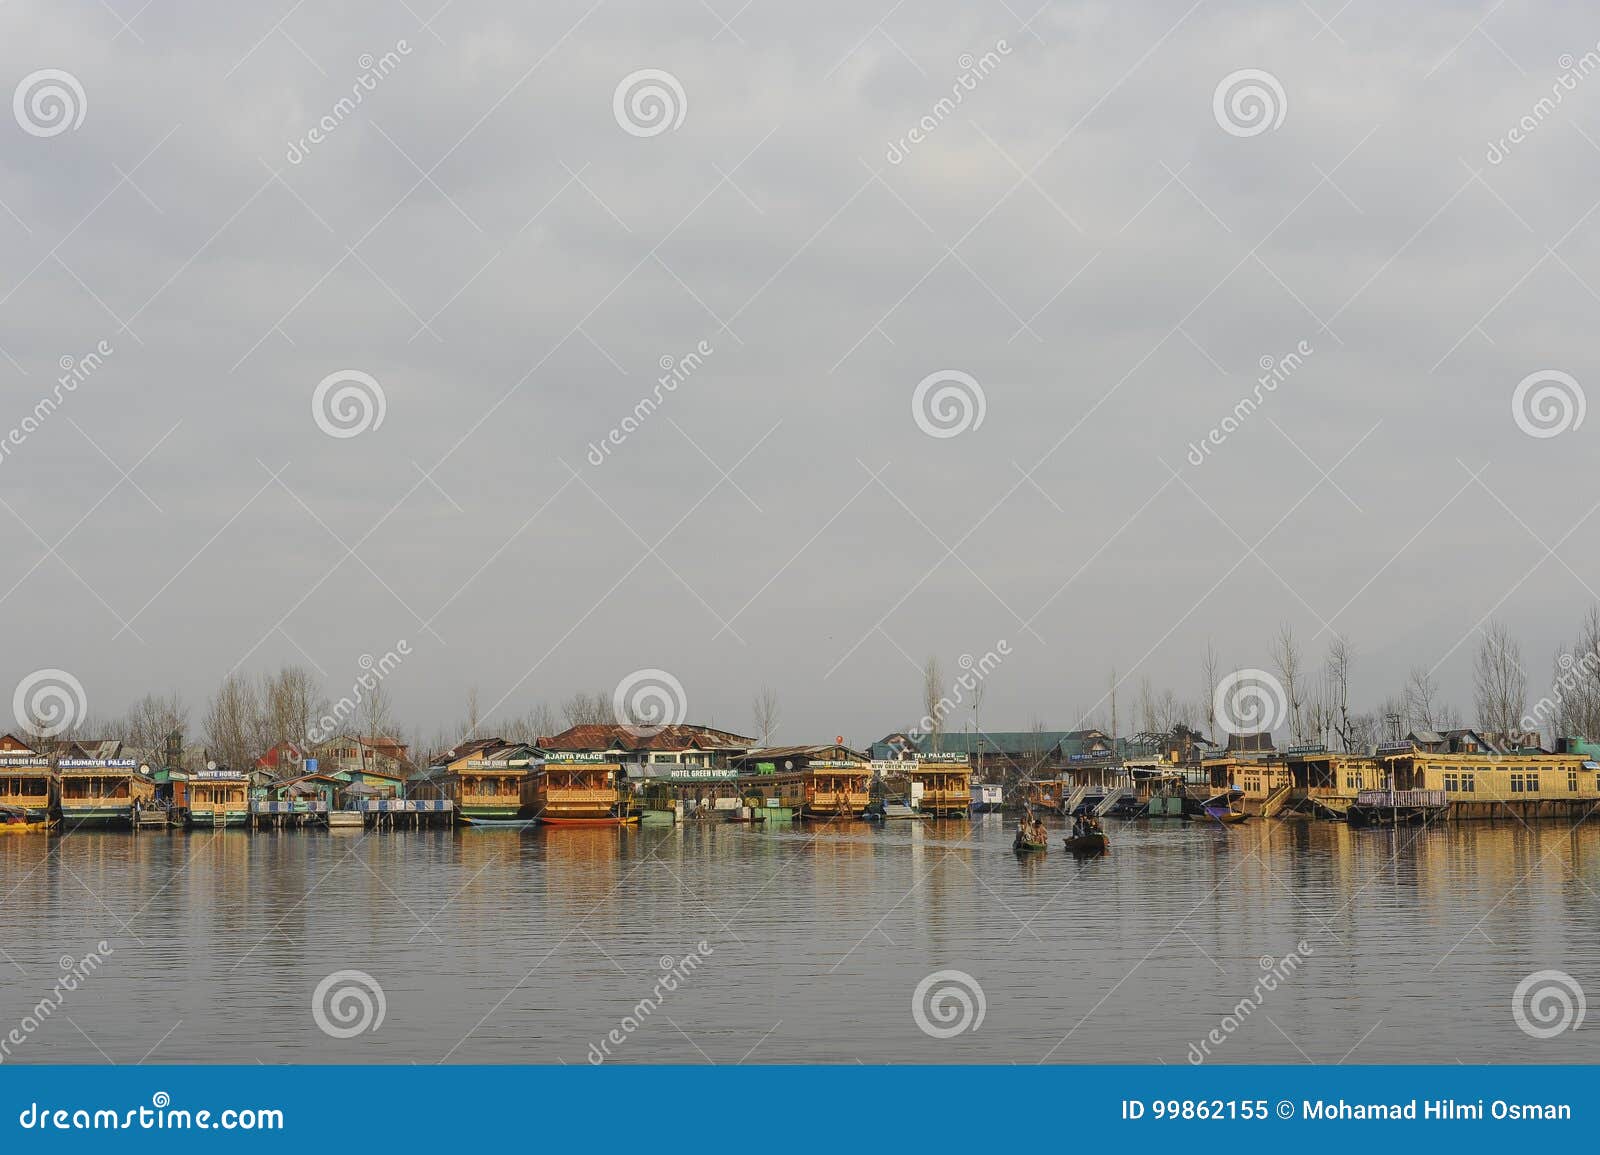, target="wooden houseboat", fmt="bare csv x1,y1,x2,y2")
529,752,636,826
1379,743,1599,822
733,744,872,822
57,758,154,827
0,744,56,825
186,766,251,827
407,739,538,825
906,758,971,817
541,722,752,823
